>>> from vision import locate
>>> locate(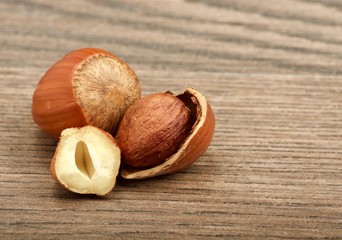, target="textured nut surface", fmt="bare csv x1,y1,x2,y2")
32,48,141,138
120,88,215,179
116,93,191,168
